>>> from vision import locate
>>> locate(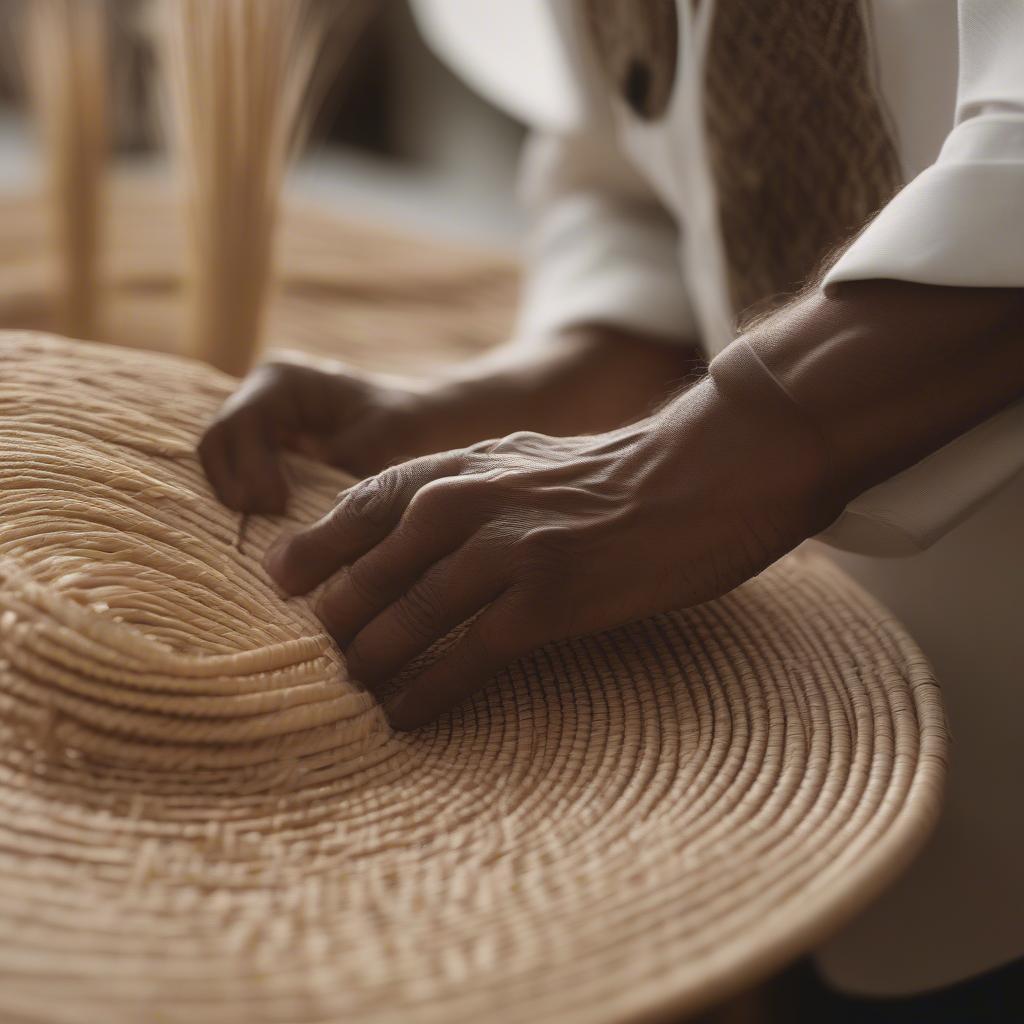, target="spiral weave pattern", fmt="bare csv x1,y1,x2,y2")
0,330,946,1023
